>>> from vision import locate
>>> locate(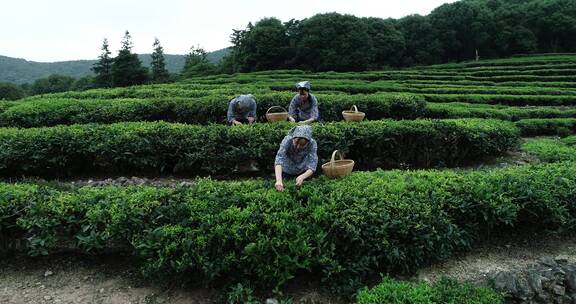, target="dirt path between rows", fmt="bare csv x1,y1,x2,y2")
0,252,336,304
417,231,576,284
0,253,217,304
